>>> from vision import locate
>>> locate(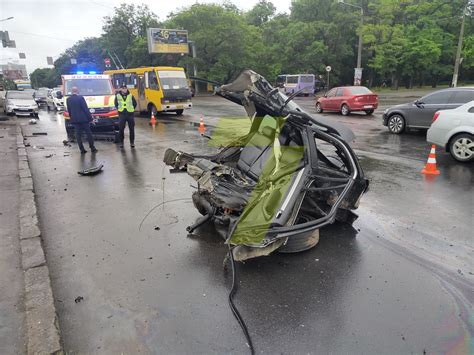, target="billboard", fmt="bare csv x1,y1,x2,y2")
147,28,189,54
